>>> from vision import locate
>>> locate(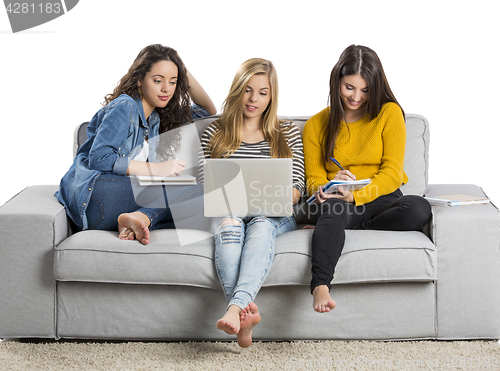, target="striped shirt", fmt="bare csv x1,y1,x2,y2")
198,120,305,195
